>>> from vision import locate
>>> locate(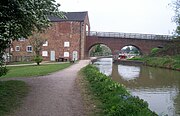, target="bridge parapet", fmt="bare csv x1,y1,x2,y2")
87,31,172,40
